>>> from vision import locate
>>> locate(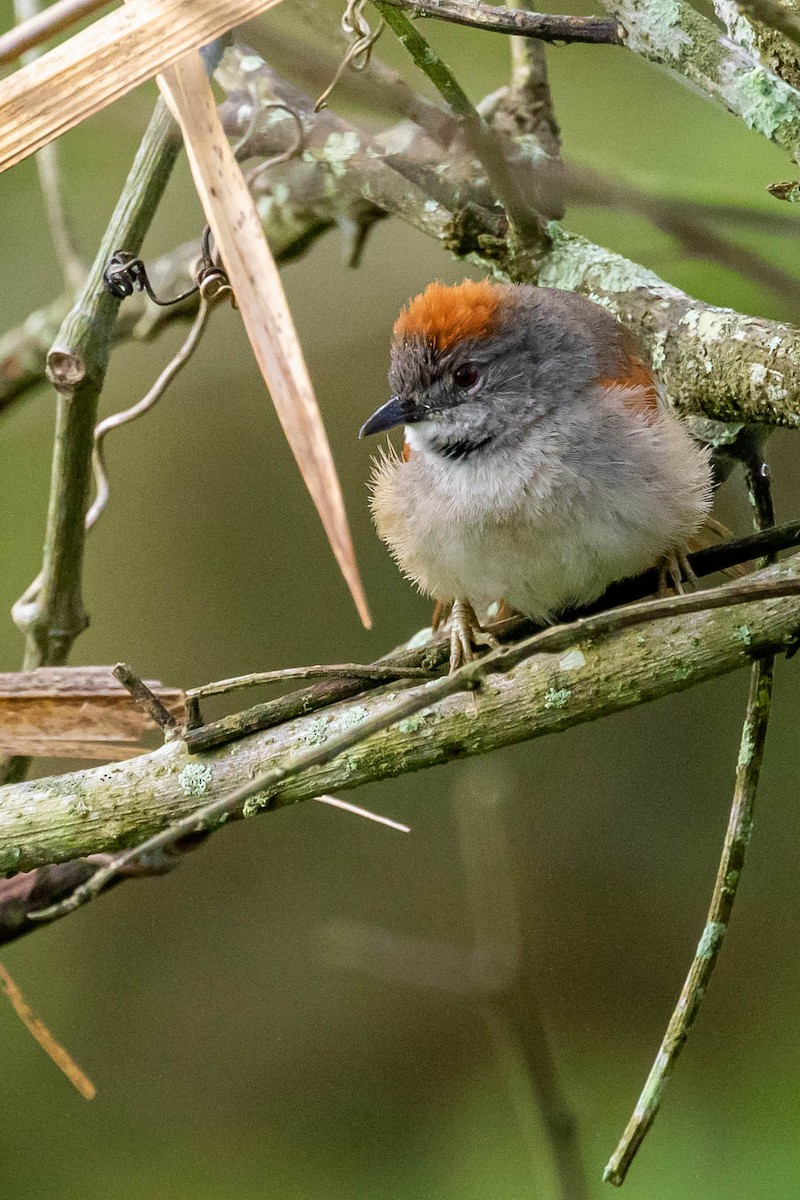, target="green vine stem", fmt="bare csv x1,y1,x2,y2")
14,100,181,671
0,100,181,788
